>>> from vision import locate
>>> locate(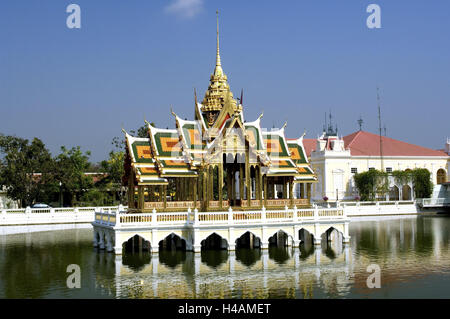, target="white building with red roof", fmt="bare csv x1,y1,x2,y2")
306,129,449,201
